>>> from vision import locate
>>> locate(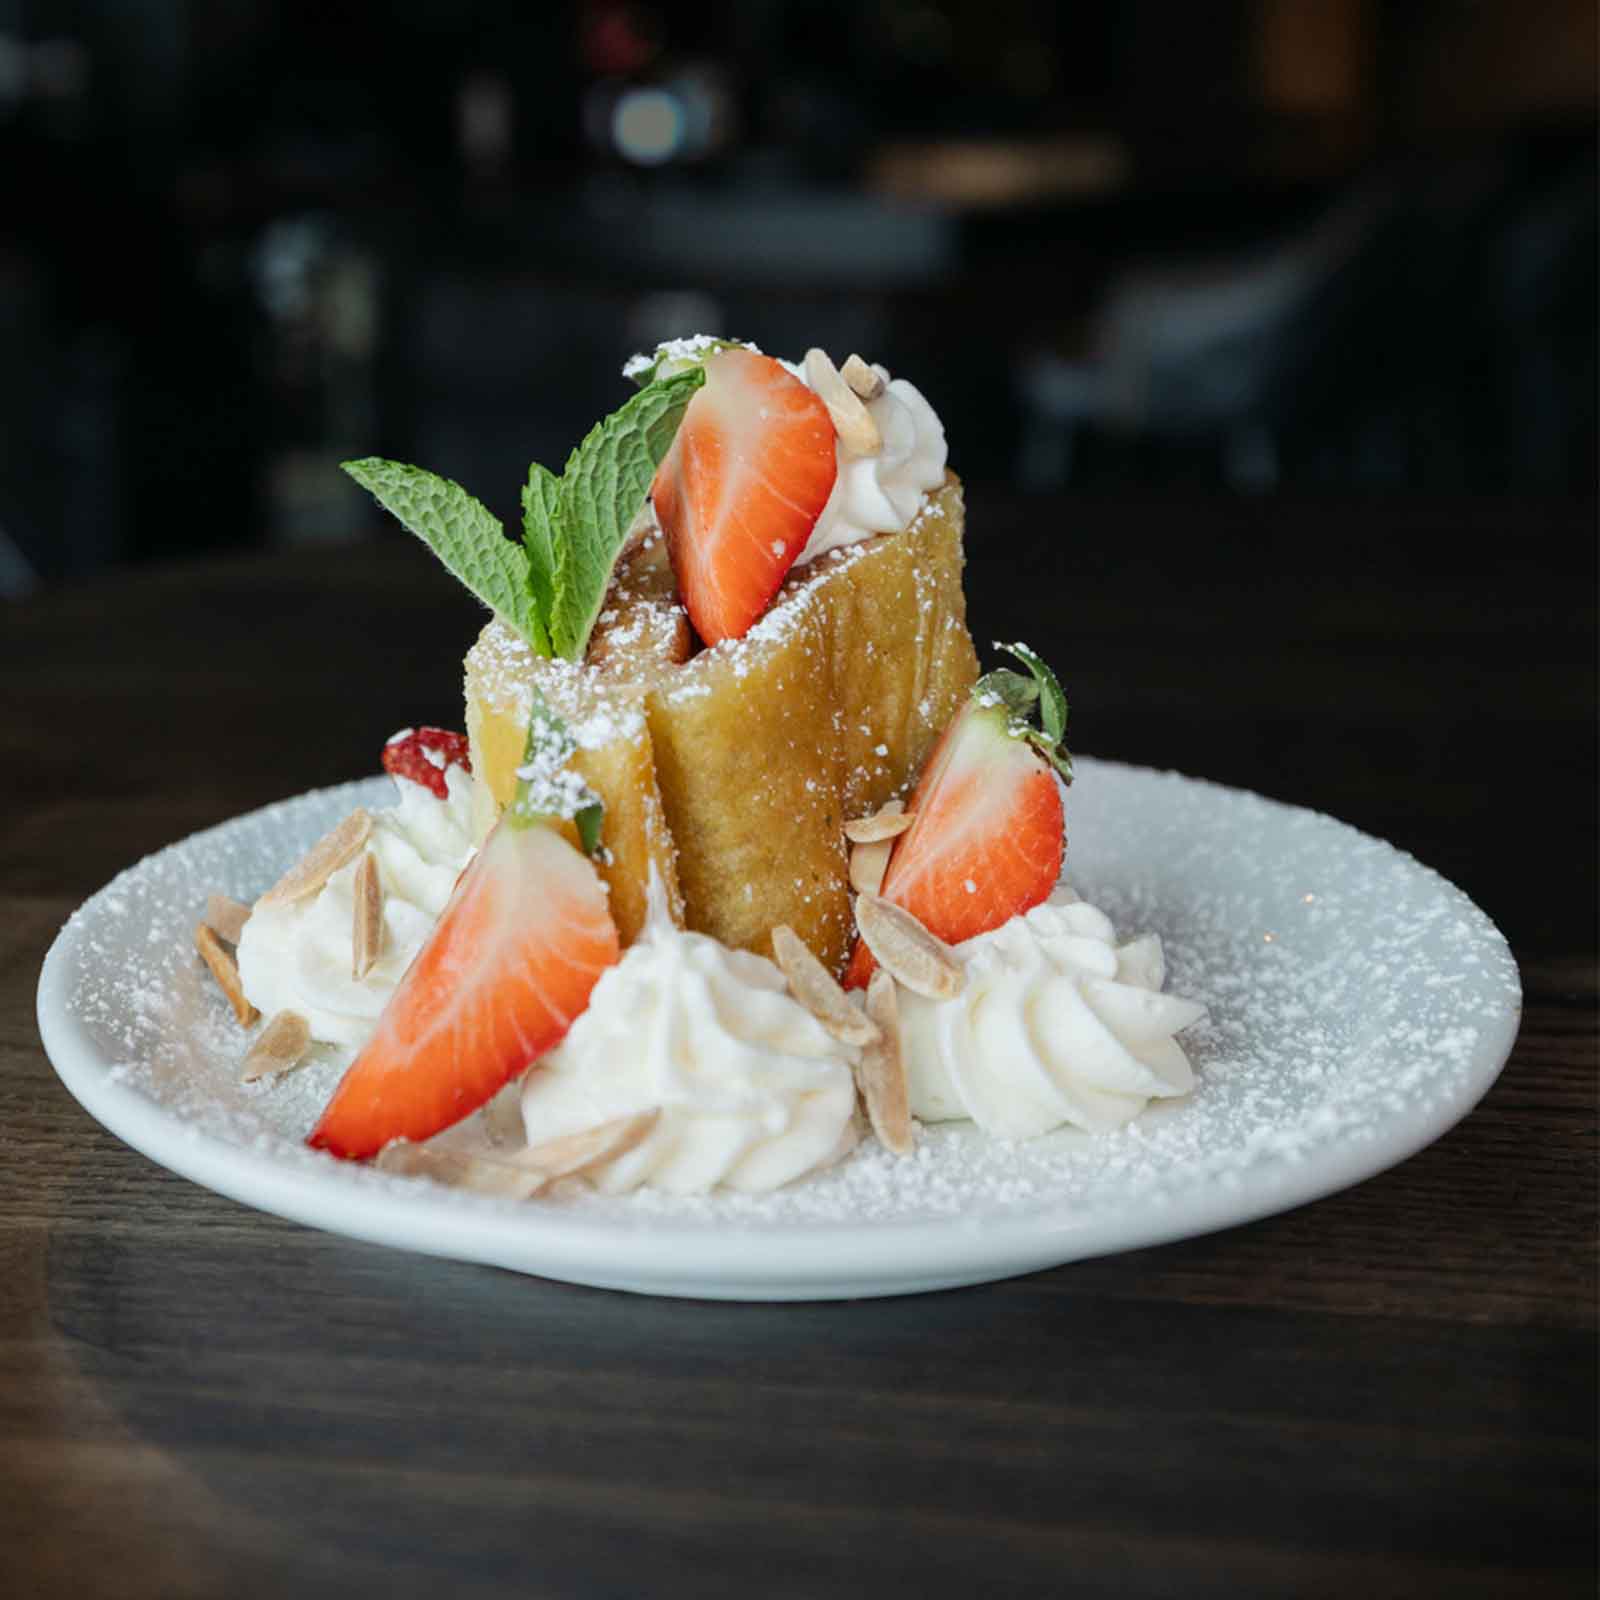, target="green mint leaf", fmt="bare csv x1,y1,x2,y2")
520,462,561,658
343,458,539,646
507,689,606,852
547,367,704,660
623,336,751,388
